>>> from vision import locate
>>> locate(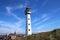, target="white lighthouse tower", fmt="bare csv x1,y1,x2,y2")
25,7,32,36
